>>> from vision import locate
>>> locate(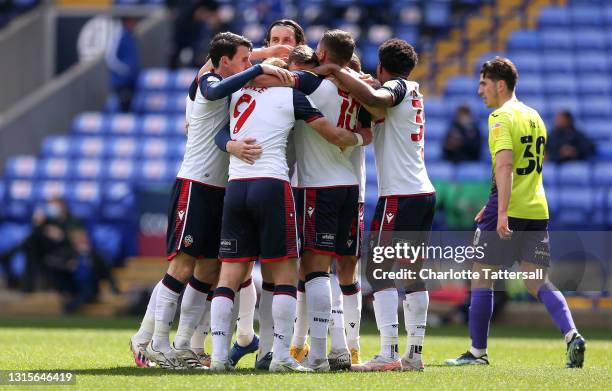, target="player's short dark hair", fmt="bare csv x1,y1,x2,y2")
348,53,362,73
208,32,253,68
288,45,319,67
480,57,519,91
264,19,306,47
320,29,355,67
378,38,418,77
